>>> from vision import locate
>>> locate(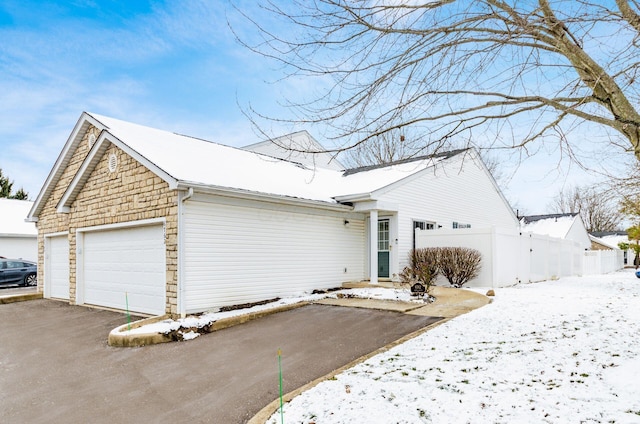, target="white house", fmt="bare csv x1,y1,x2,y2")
592,232,634,266
520,213,591,250
0,198,37,261
27,112,518,316
243,130,346,171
